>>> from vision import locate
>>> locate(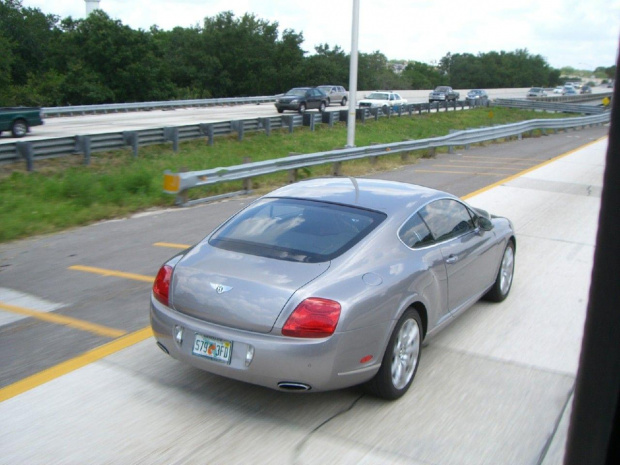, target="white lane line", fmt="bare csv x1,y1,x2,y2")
0,288,65,326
